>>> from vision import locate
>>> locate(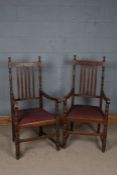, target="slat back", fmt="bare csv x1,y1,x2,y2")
16,66,35,99
8,57,42,100
72,56,105,98
79,65,97,96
